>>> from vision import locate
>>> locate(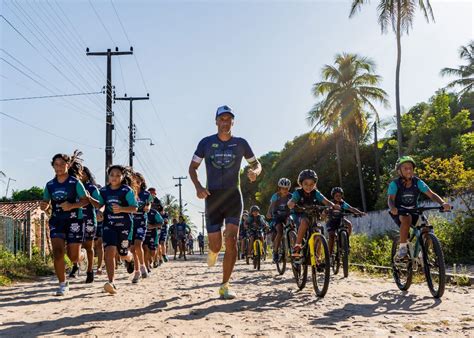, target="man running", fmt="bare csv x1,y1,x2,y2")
189,105,261,299
197,232,205,255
